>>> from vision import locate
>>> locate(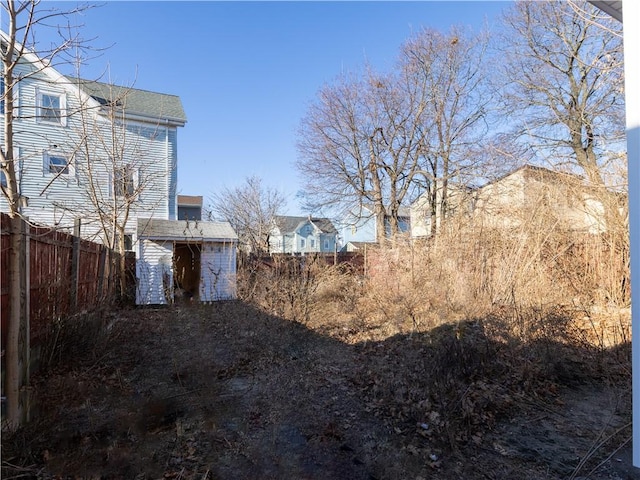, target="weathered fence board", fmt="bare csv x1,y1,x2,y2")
1,213,122,351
